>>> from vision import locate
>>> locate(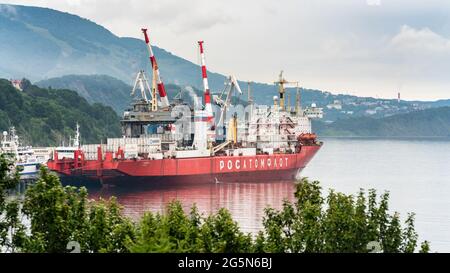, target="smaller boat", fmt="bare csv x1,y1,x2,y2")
1,127,48,179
